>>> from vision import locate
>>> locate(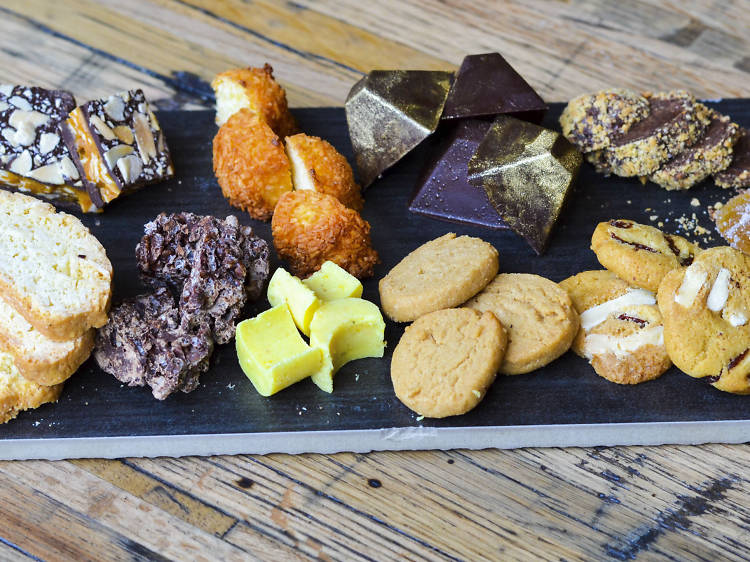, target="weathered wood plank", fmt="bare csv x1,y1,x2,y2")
0,460,252,561
0,540,35,562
